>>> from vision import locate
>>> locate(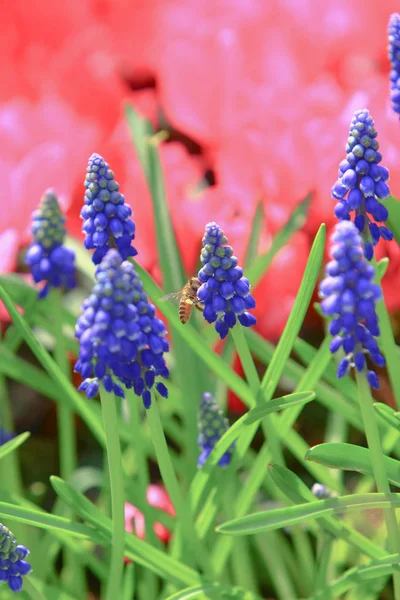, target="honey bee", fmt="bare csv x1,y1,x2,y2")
161,276,203,324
